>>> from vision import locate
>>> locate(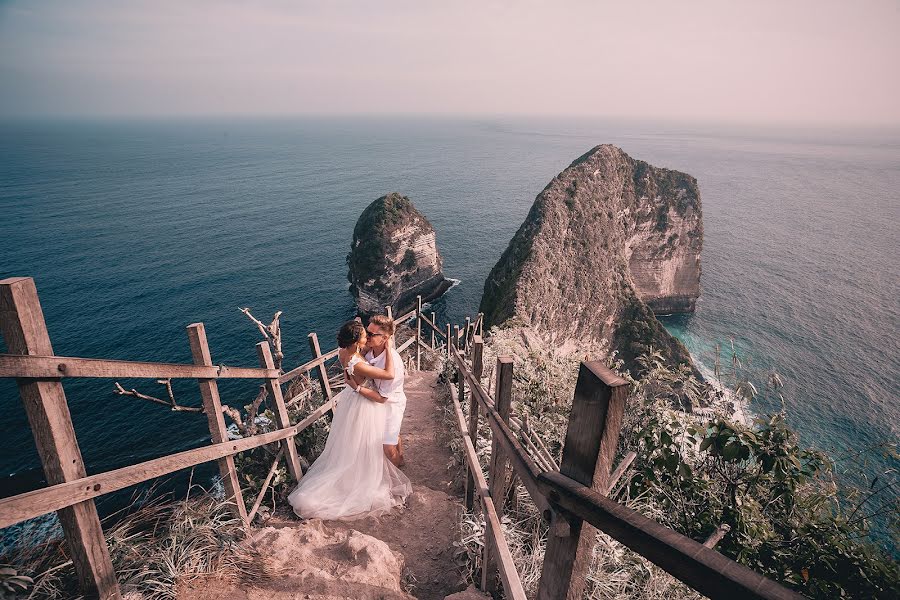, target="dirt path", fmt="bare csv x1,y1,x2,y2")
320,370,467,600
263,370,467,600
